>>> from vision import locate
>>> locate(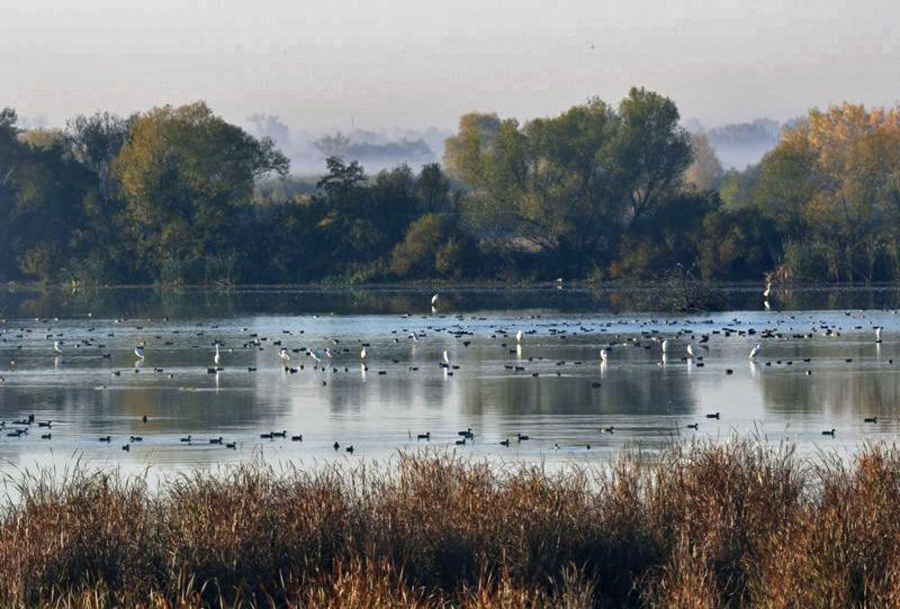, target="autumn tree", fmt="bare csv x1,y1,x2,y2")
756,103,900,281
113,102,289,282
